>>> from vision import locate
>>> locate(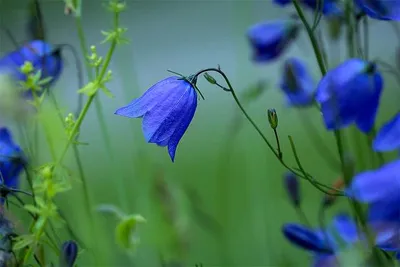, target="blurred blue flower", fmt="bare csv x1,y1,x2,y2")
279,57,314,106
354,0,400,20
283,214,358,266
0,40,63,96
115,75,198,162
373,112,400,152
283,172,301,207
346,159,400,203
0,127,25,189
247,19,300,63
60,240,78,267
273,0,343,16
315,59,383,133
